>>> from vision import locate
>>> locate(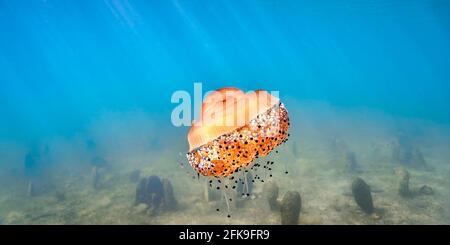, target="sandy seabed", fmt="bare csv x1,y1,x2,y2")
0,102,449,225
